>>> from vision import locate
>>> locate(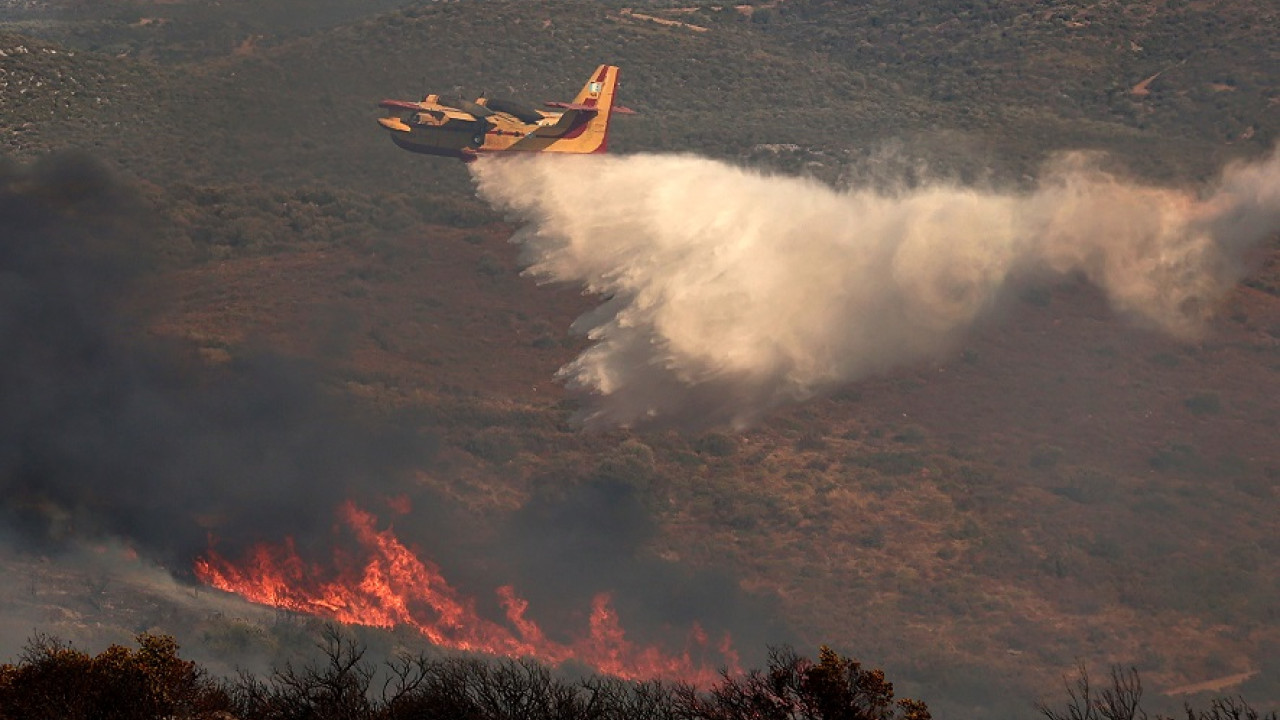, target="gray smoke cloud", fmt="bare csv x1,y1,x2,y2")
0,153,431,568
473,148,1280,429
0,153,783,669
